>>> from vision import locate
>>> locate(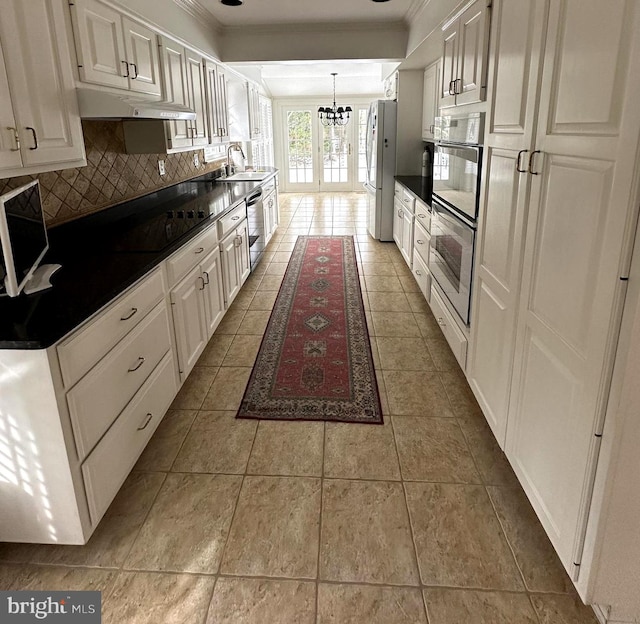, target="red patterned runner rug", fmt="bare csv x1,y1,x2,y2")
237,235,382,424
